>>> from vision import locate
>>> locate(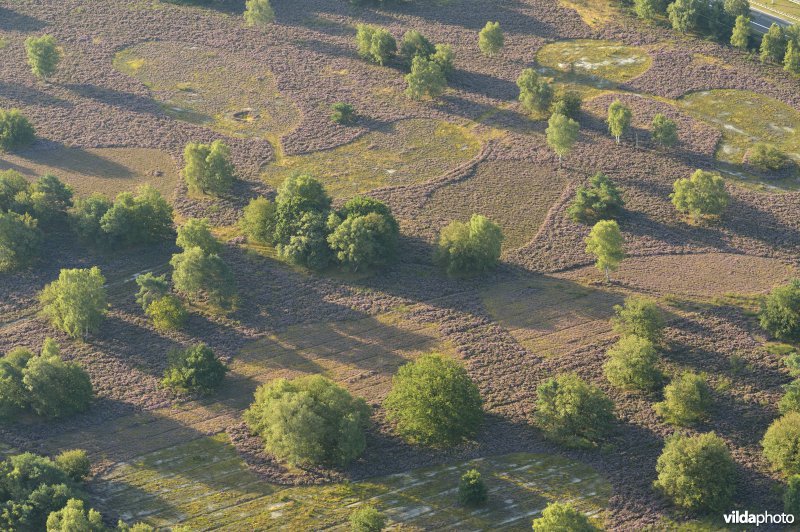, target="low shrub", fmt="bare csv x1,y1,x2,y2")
762,412,800,475
162,343,227,395
654,371,711,426
458,469,488,506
